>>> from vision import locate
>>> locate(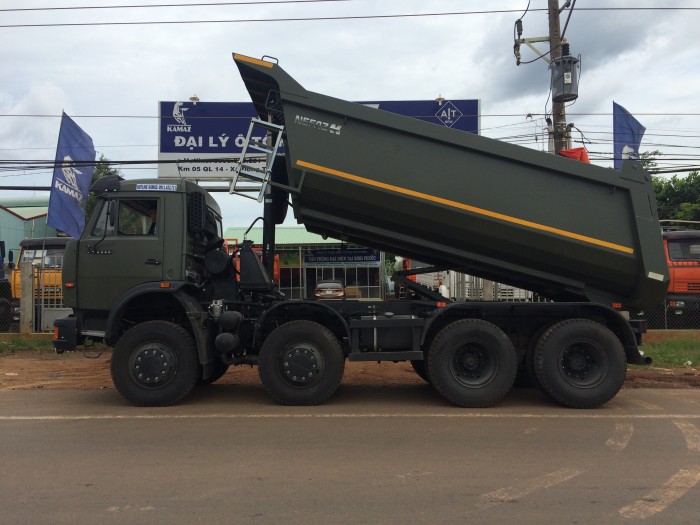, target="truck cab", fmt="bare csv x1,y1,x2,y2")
660,230,700,327
58,176,229,343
